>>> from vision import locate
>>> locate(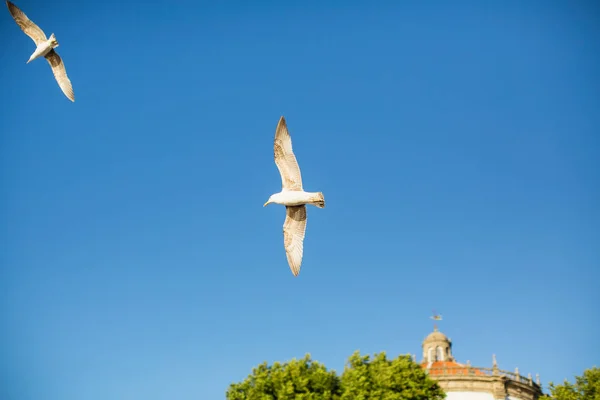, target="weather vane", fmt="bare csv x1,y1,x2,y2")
429,309,442,330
